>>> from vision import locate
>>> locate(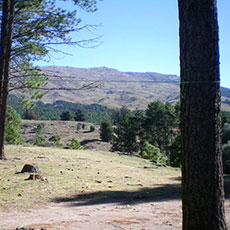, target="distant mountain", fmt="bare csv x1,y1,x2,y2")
38,66,230,111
